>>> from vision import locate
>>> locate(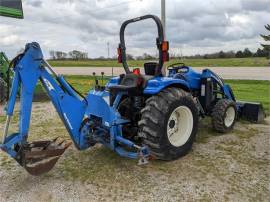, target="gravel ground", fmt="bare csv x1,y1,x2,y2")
0,102,269,202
